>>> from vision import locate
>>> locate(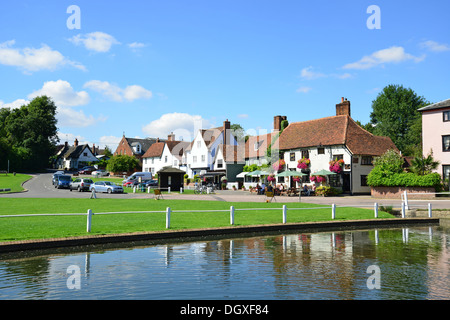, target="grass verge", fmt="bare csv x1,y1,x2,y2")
0,198,395,242
0,174,32,193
